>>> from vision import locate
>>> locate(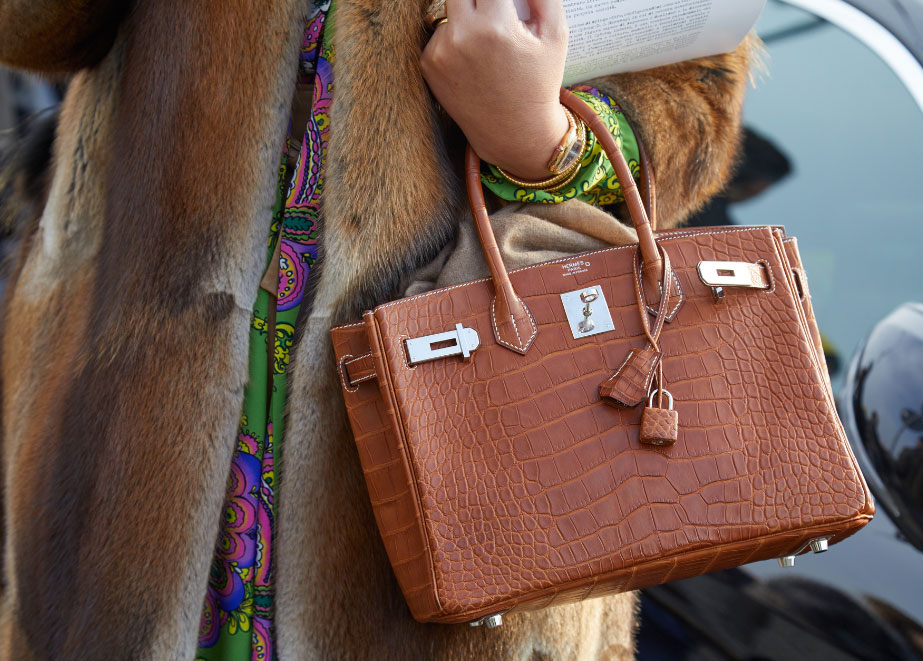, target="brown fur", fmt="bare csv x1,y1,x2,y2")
0,0,751,657
1,1,305,657
592,36,758,227
0,0,127,72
